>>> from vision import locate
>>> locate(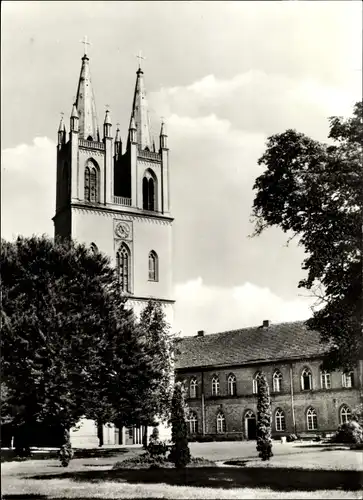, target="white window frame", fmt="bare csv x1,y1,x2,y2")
188,412,198,433
342,371,353,388
216,412,226,433
228,374,236,396
320,370,331,390
212,376,220,396
273,370,282,392
275,408,286,432
190,378,197,399
301,368,313,391
253,372,261,394
340,405,351,424
307,408,318,431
